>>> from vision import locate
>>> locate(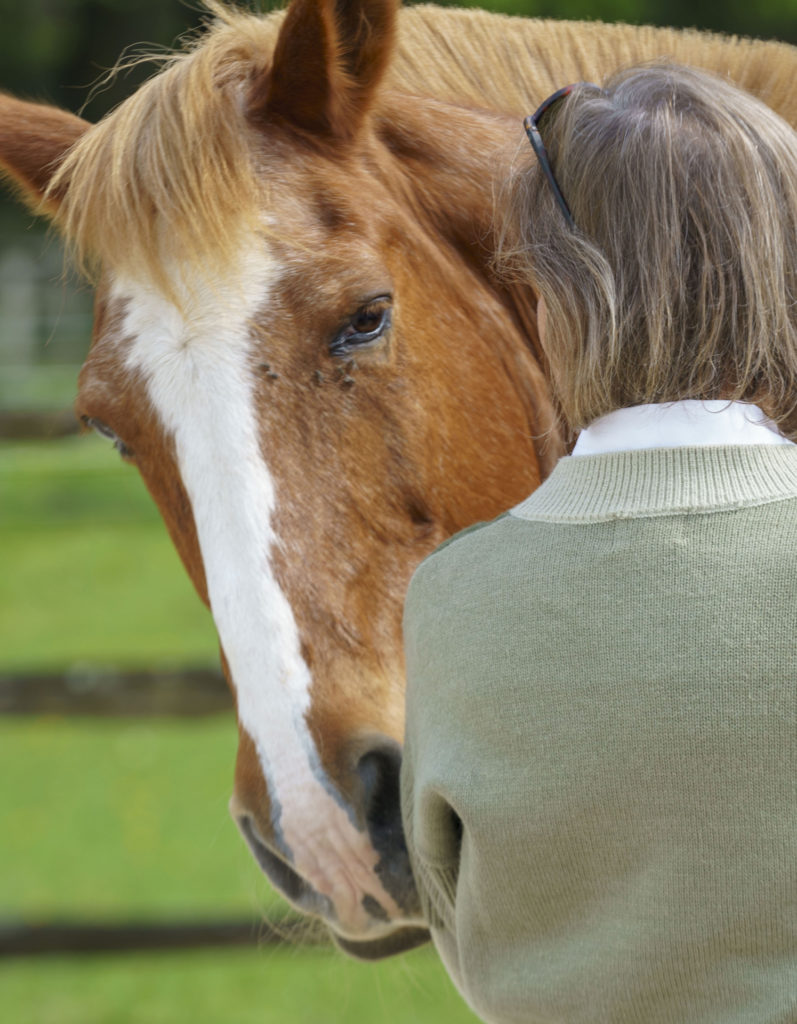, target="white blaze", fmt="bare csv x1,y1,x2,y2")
112,243,401,935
